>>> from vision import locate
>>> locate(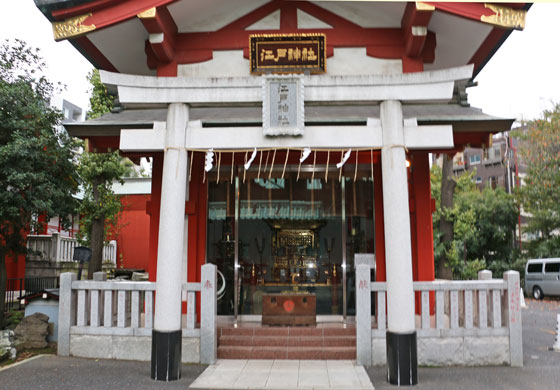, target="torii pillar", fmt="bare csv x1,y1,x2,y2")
380,100,417,385
151,103,189,381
